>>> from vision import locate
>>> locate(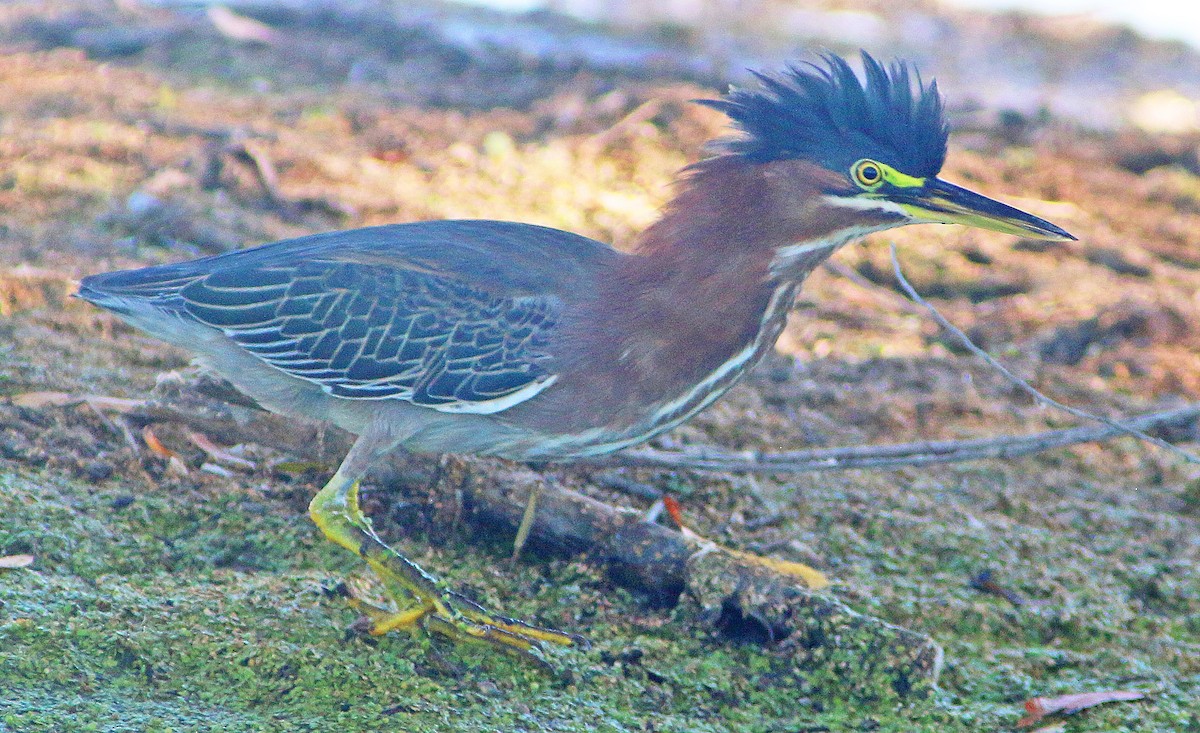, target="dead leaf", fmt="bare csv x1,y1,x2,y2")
970,569,1028,606
10,391,142,412
143,427,187,476
1019,690,1146,727
186,430,256,470
0,554,35,569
